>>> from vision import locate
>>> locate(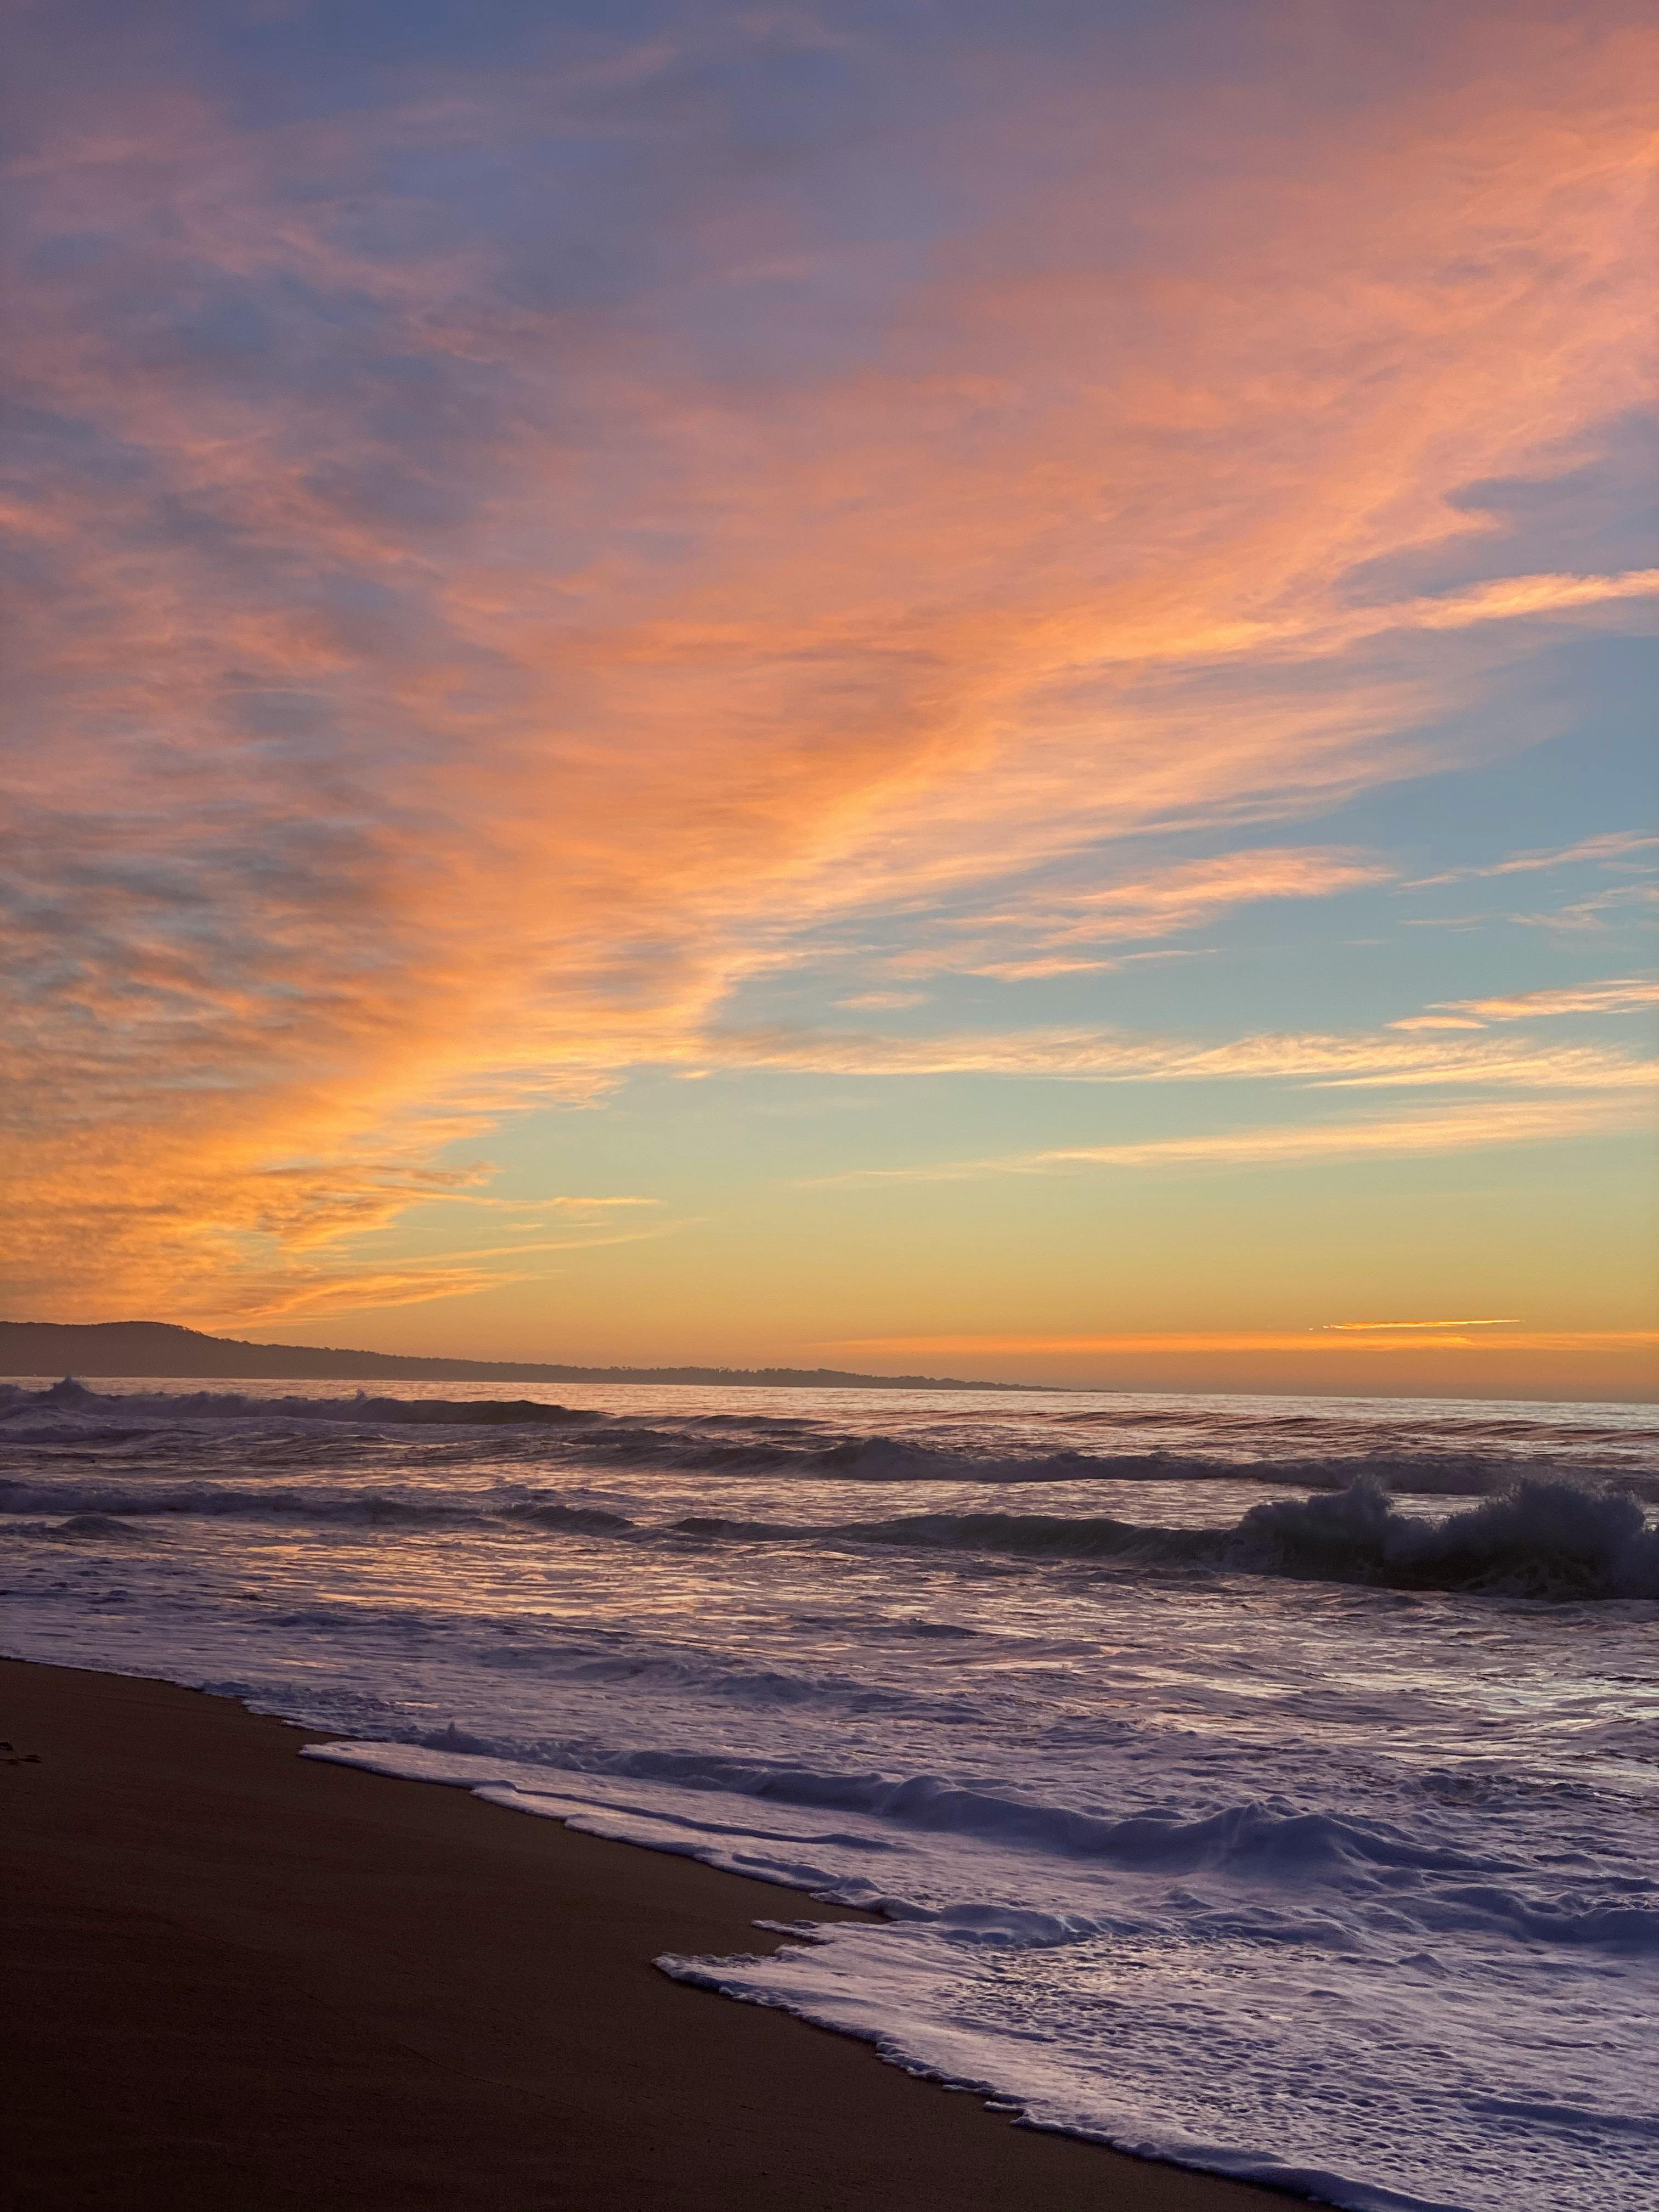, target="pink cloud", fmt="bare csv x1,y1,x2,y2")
4,3,1655,1314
